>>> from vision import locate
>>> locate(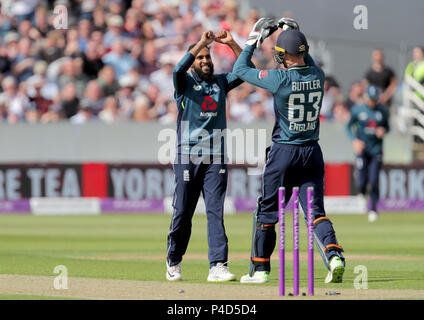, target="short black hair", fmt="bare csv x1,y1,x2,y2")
187,43,210,52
